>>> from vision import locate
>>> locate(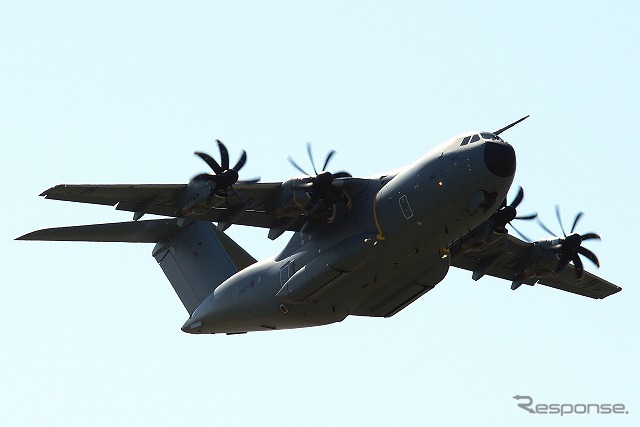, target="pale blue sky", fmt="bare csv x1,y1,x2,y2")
2,1,639,426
